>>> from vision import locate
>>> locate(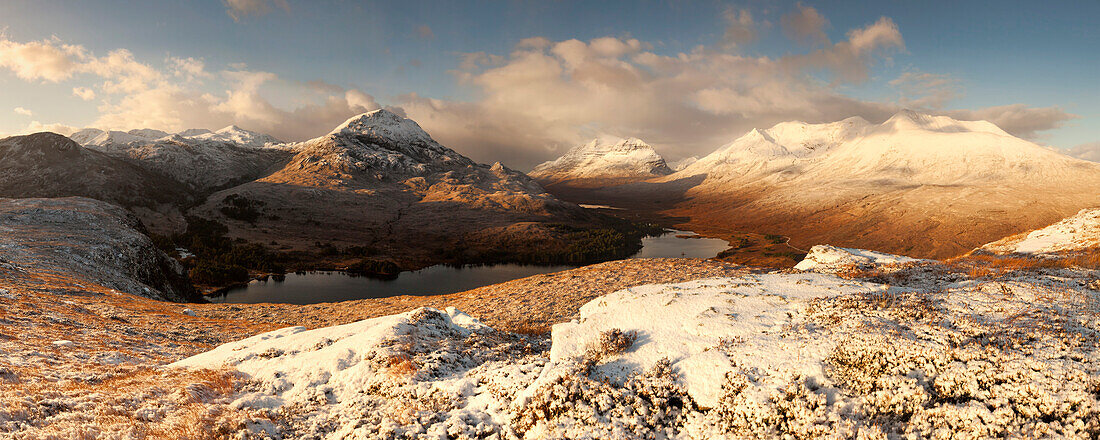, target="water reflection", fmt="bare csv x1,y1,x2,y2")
211,229,728,304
